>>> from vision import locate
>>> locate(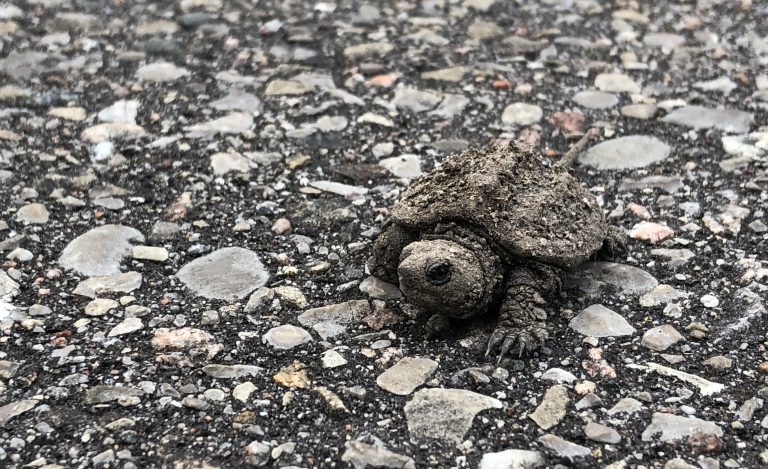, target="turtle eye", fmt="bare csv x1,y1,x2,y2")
426,262,452,286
